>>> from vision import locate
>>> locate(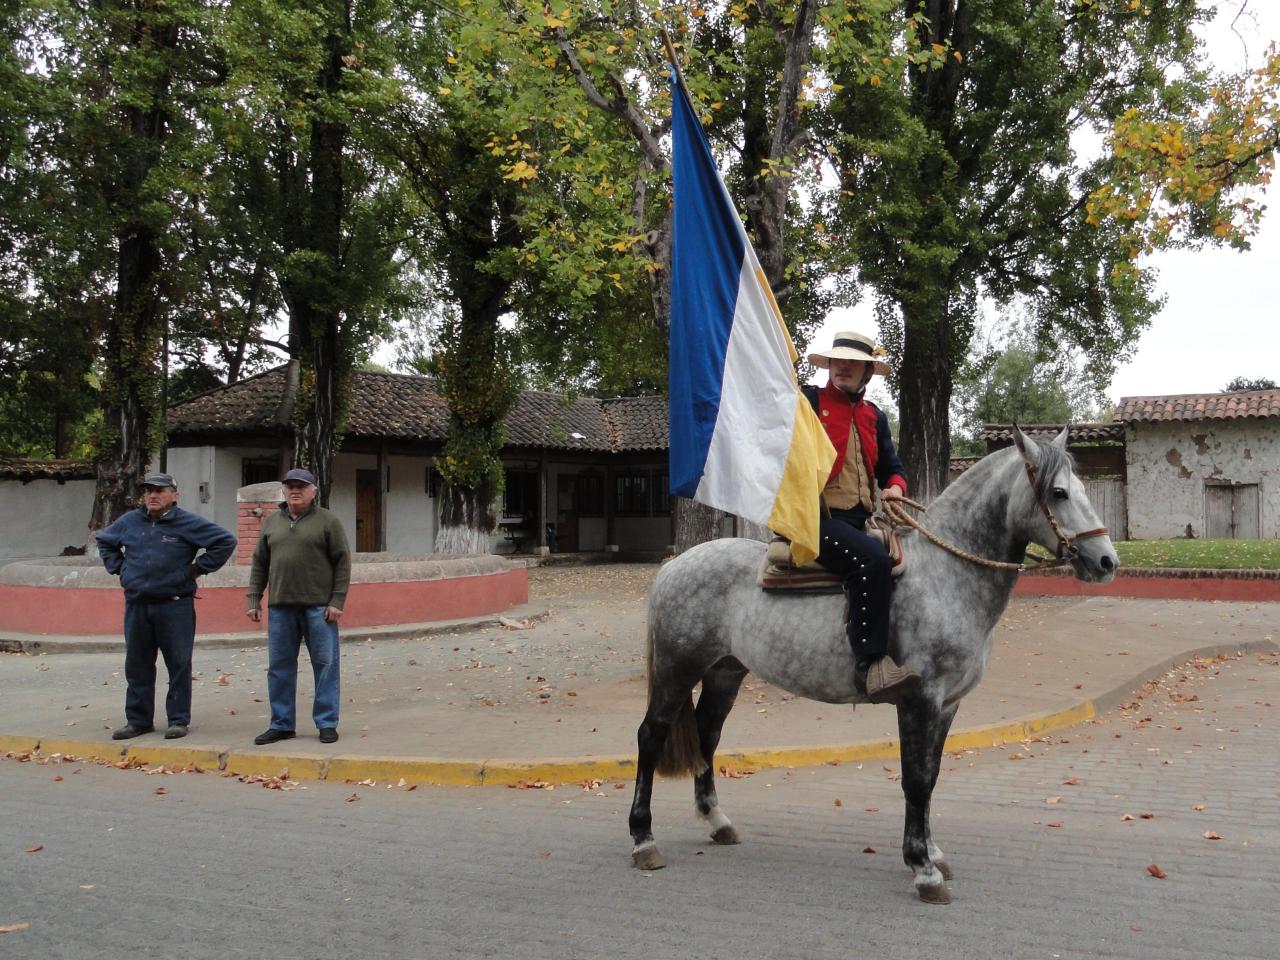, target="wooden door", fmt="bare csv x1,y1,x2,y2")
555,475,578,552
355,469,381,552
1083,479,1128,541
1205,483,1260,539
